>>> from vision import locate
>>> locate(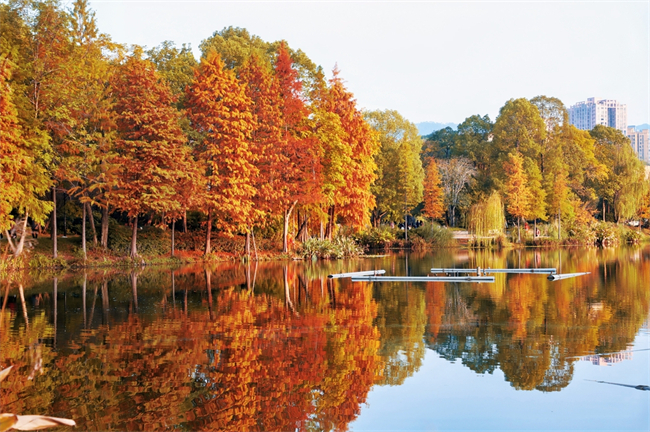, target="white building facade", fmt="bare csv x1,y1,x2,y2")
568,98,627,134
626,127,650,164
